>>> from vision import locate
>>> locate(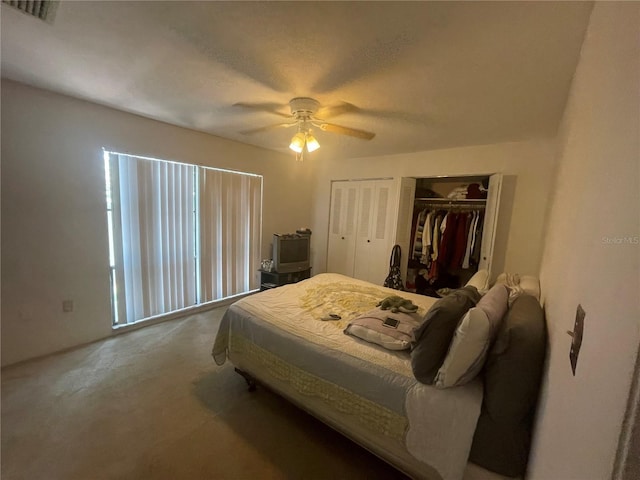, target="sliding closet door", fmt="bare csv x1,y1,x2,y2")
327,181,359,277
478,173,503,279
